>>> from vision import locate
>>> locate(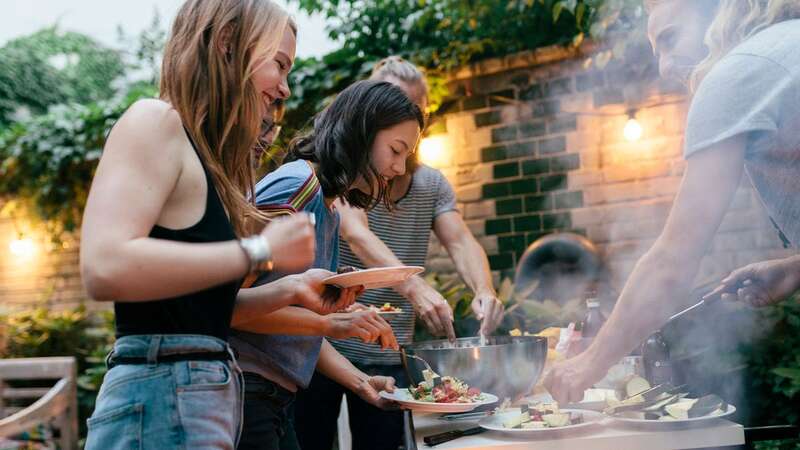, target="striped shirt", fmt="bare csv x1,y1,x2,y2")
331,165,458,365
